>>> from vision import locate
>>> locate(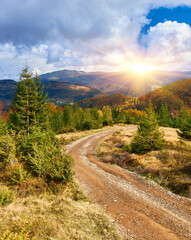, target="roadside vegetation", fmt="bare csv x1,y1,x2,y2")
0,66,122,240
96,125,191,197
1,65,191,238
